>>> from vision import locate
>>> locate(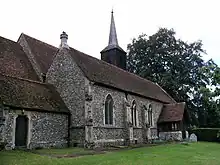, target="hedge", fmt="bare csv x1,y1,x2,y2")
189,128,220,142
